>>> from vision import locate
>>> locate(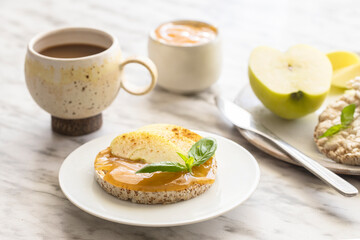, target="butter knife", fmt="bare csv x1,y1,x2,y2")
215,96,358,197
